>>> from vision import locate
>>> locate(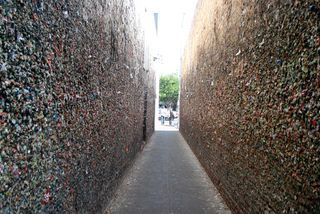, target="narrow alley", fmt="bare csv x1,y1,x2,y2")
1,0,319,213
